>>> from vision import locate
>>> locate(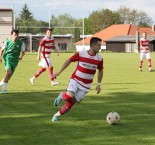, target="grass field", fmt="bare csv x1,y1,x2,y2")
0,52,155,145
